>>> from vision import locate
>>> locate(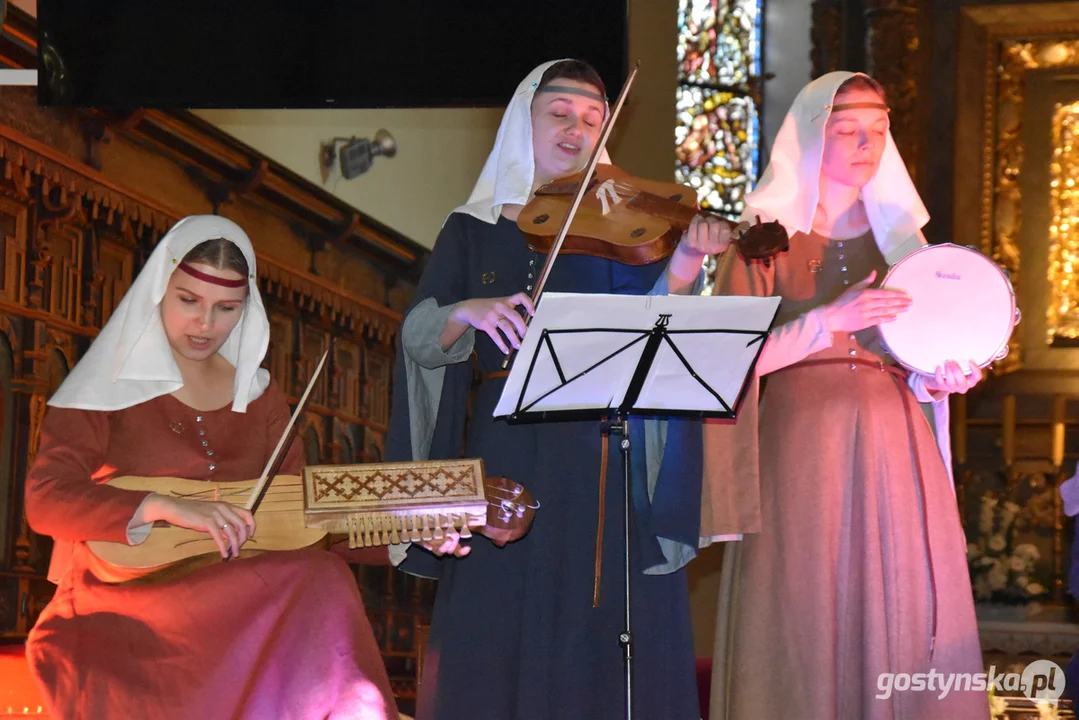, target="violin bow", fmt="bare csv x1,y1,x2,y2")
244,349,329,516
502,60,640,370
